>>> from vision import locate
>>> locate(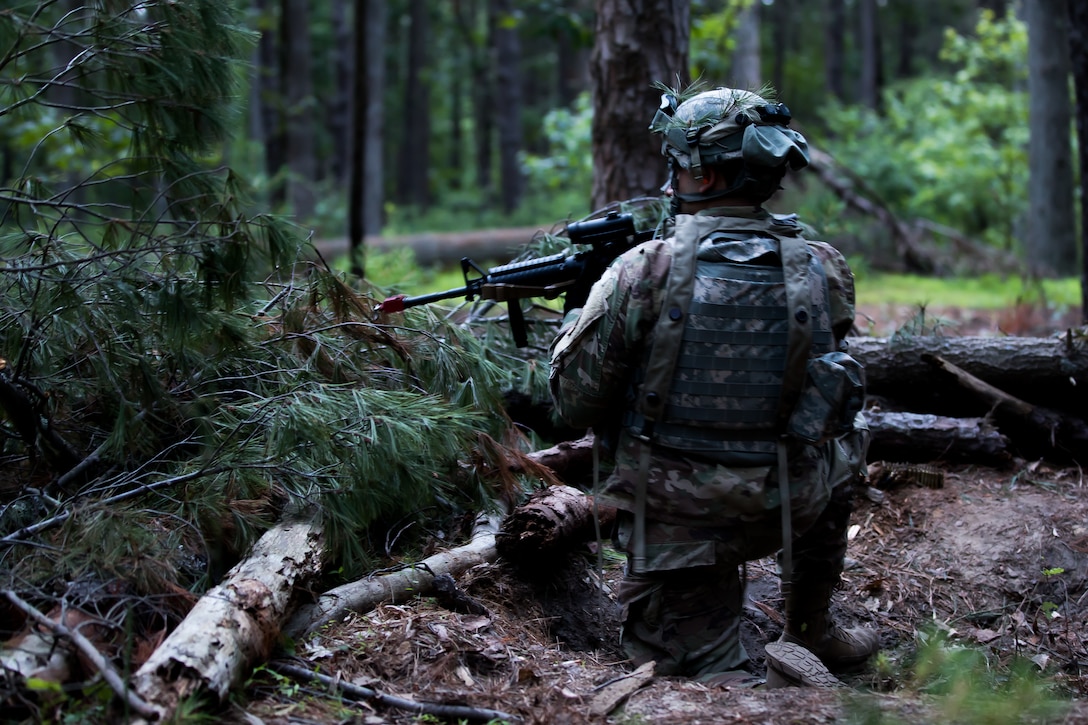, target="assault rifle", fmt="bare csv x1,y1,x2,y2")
376,211,656,347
